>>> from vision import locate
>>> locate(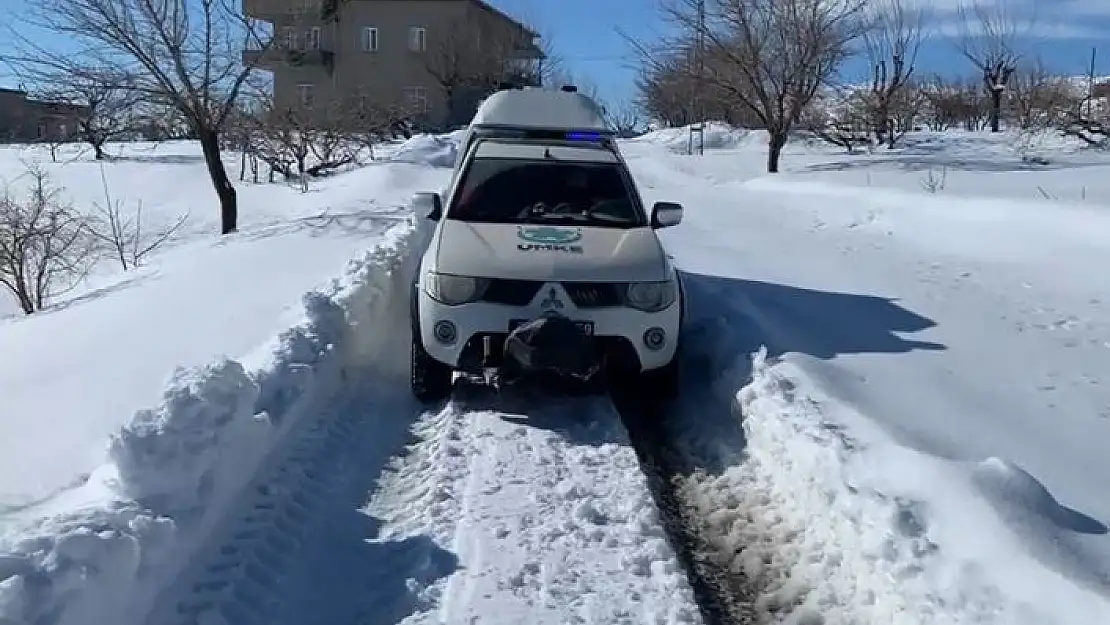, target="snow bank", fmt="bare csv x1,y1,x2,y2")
740,177,1110,268
390,132,461,168
626,122,755,152
683,342,1110,624
0,215,429,625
